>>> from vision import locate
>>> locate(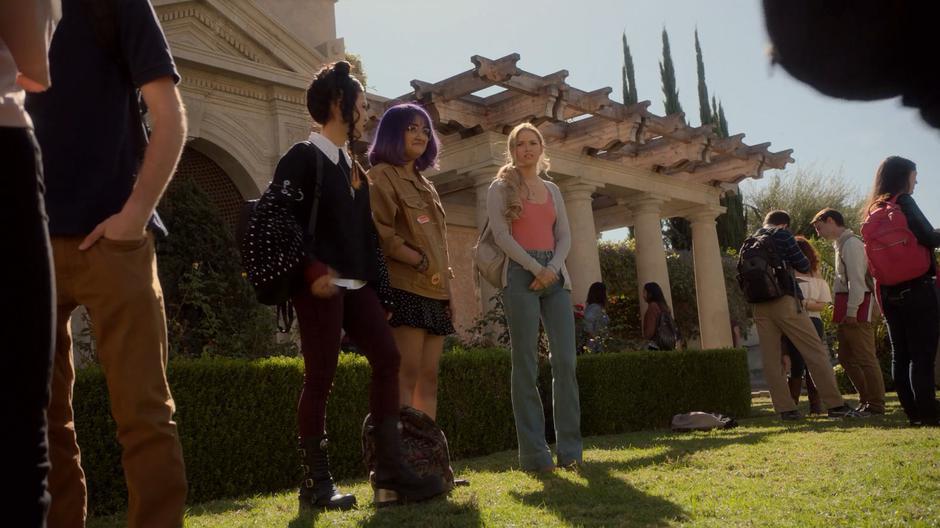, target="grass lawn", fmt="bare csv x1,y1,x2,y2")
89,395,939,527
